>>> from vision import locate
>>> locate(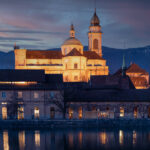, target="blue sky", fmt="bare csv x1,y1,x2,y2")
0,0,150,52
